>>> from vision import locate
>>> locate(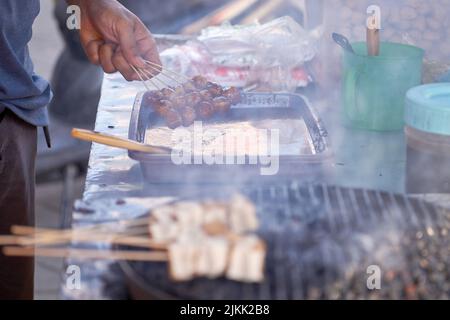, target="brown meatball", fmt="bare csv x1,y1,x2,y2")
183,81,197,93
161,88,174,99
152,99,174,116
223,87,241,104
199,89,213,102
146,90,164,102
196,101,215,120
173,86,185,96
163,108,183,129
213,97,232,113
185,92,202,107
171,95,186,109
180,106,197,127
192,75,209,89
206,82,223,97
